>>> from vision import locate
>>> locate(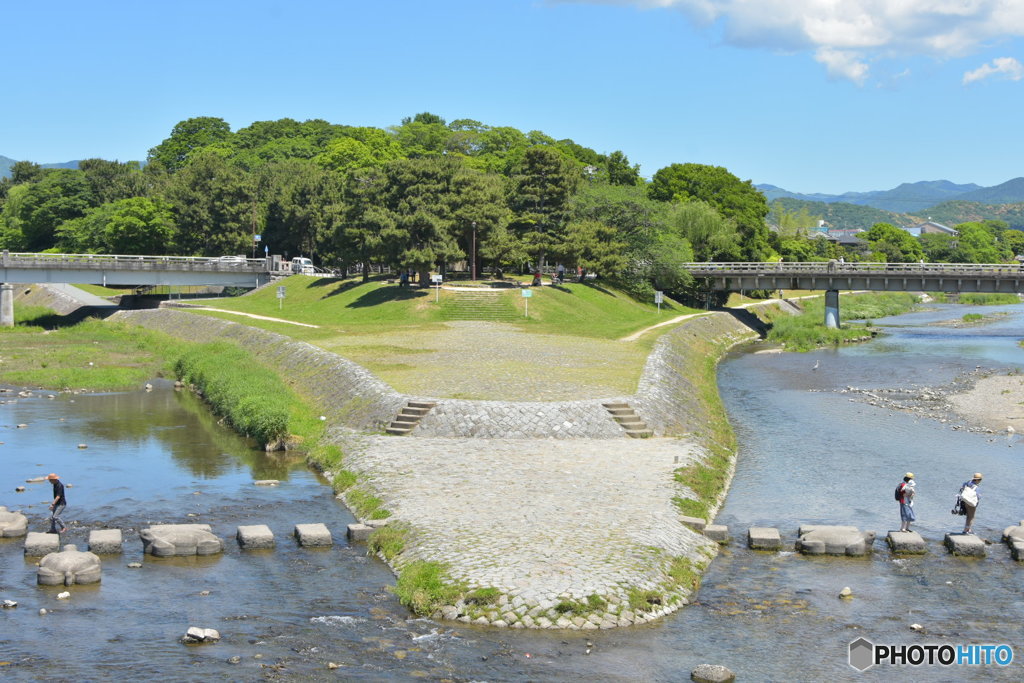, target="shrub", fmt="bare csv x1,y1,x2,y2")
393,561,463,616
